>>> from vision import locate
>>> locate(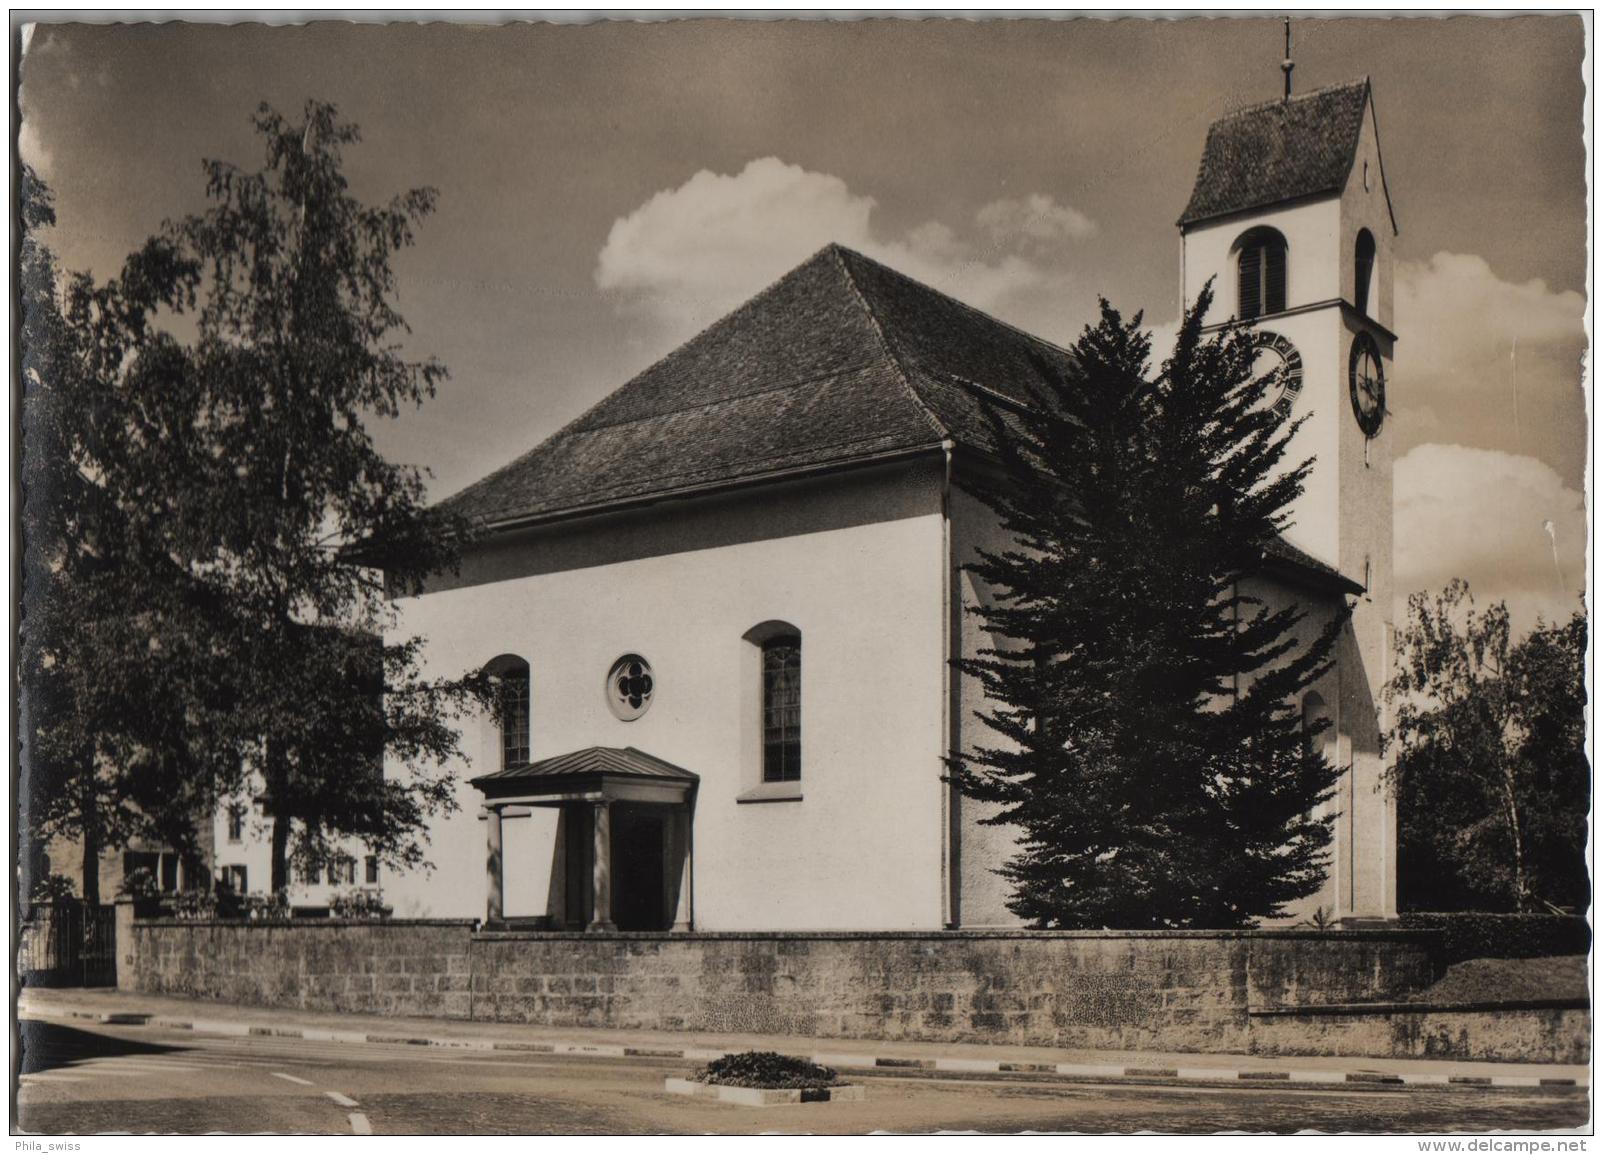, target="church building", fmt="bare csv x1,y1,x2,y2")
206,78,1400,931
